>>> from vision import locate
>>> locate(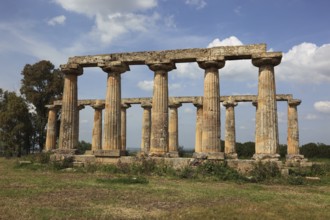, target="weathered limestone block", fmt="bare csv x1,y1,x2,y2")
101,61,129,155
59,64,83,151
252,53,282,160
168,102,182,158
223,99,238,159
148,62,176,156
